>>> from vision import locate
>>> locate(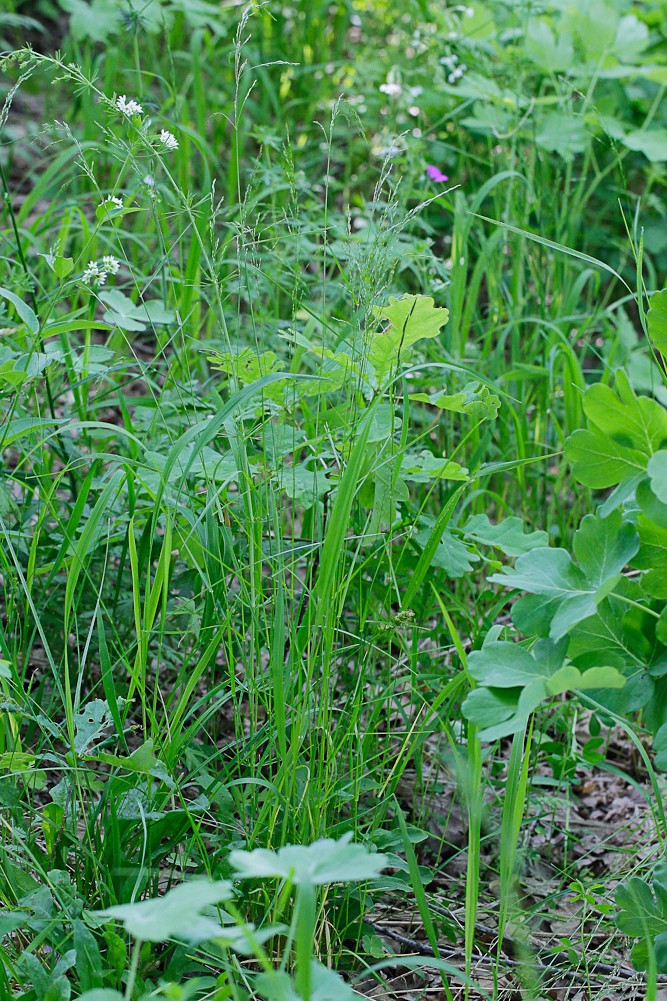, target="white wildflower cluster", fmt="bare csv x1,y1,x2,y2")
158,129,179,151
441,53,467,84
102,255,121,275
116,95,143,117
81,255,121,287
379,81,402,98
100,195,123,209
